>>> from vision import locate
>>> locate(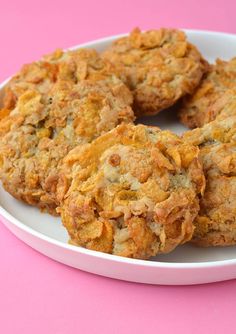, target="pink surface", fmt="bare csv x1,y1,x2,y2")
0,0,236,333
